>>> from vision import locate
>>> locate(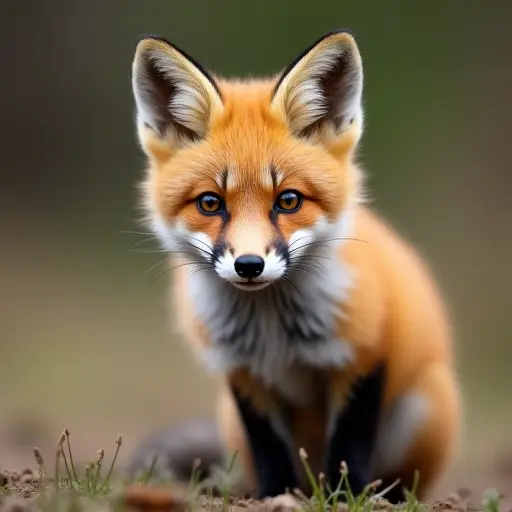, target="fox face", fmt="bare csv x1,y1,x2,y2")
132,31,365,292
